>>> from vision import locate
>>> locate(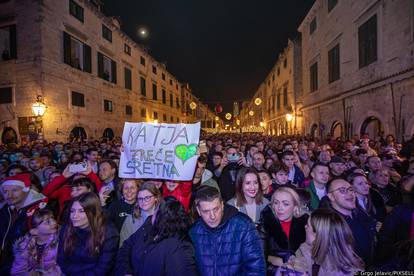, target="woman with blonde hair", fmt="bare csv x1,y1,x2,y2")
259,187,308,272
119,181,162,246
104,178,141,231
284,208,364,275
